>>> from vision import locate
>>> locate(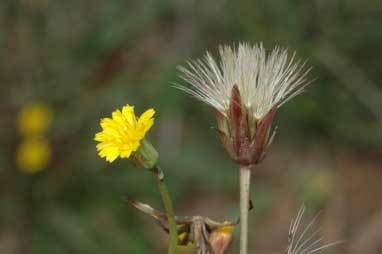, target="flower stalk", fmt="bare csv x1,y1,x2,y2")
240,165,252,254
151,165,178,254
